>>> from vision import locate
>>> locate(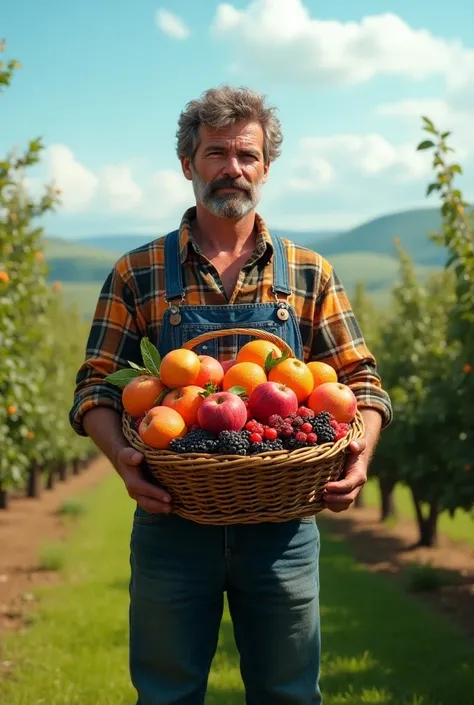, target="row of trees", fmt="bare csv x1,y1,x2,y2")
0,42,97,509
356,118,474,546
